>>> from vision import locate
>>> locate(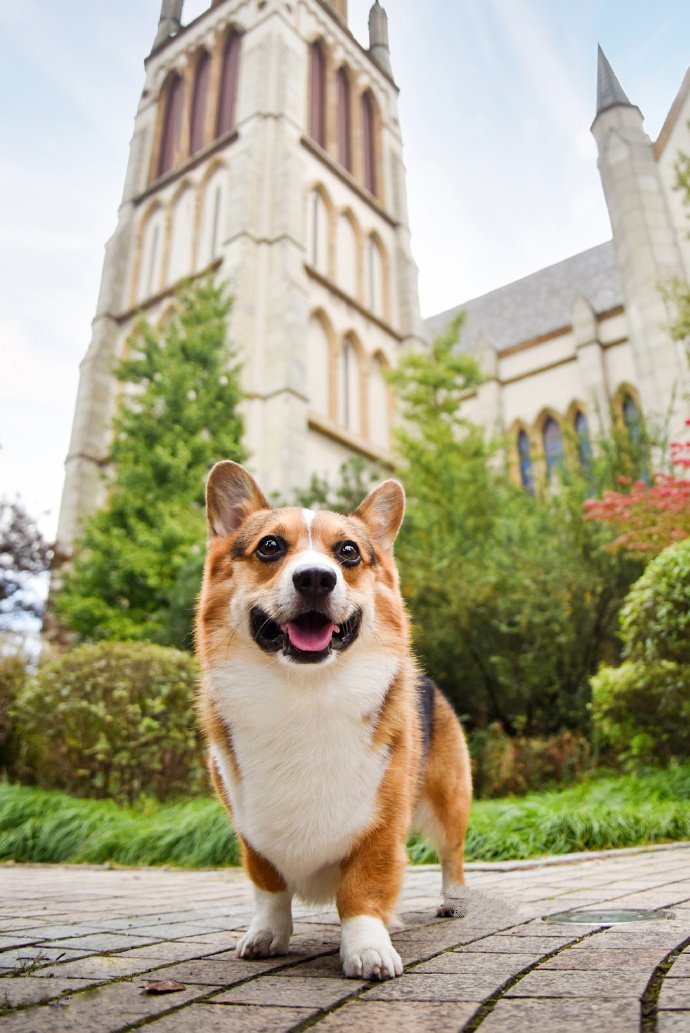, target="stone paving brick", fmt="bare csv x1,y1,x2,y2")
412,949,541,977
42,932,164,952
658,976,690,1009
0,945,92,971
212,973,364,1007
143,1003,317,1032
540,947,669,970
668,952,690,976
0,981,211,1033
144,956,292,987
478,997,641,1032
461,934,576,953
311,999,477,1031
658,1014,690,1032
116,941,226,963
34,953,172,980
364,971,497,1002
0,974,94,1009
504,968,650,998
